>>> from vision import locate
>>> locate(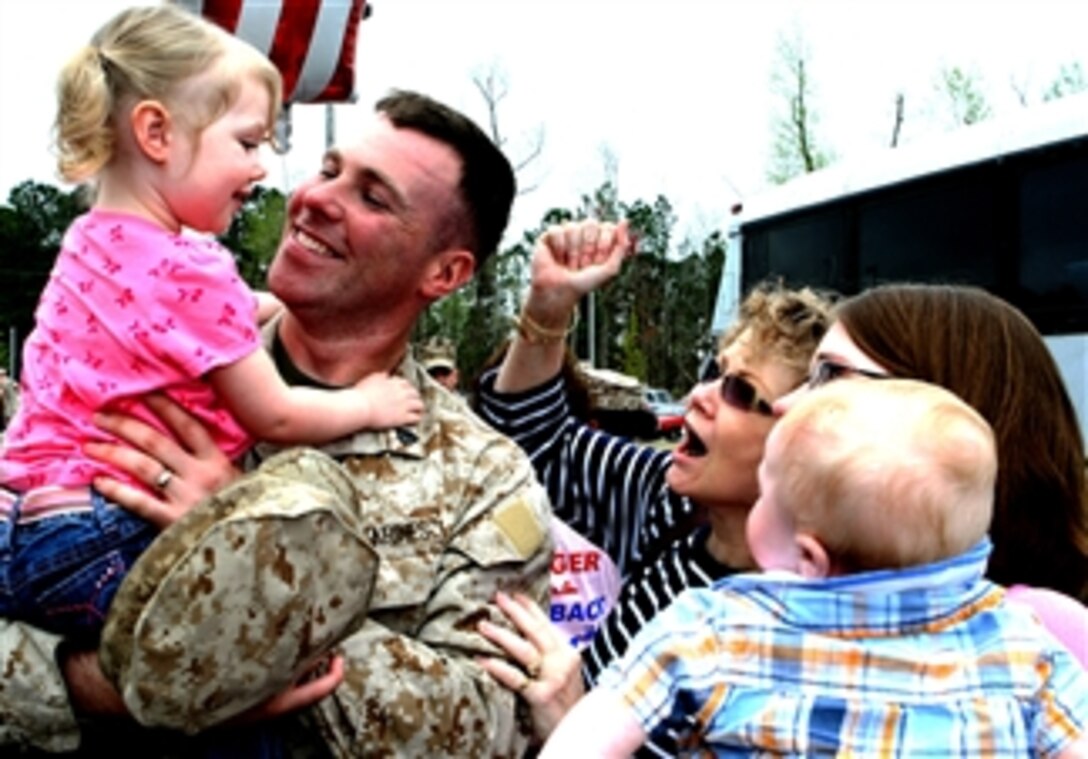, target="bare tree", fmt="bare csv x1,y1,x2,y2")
889,92,905,148
472,63,545,195
430,63,549,383
767,27,832,185
1010,72,1031,107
